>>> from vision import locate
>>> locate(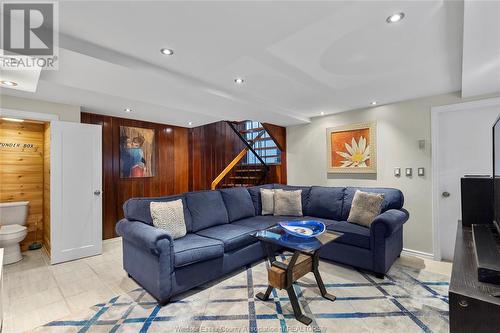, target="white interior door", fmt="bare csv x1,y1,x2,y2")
50,121,102,264
435,100,500,261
